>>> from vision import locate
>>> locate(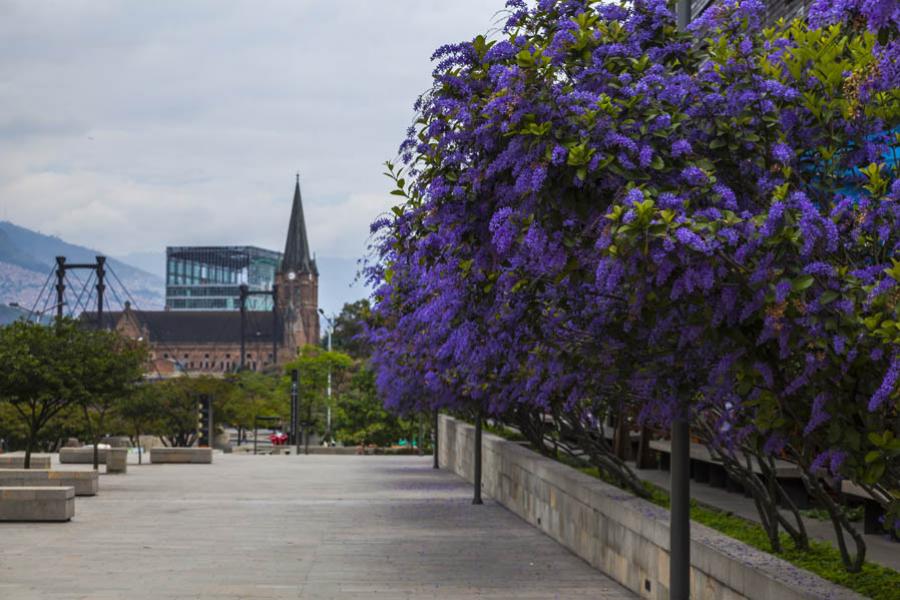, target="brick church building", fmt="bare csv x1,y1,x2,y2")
94,179,319,376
